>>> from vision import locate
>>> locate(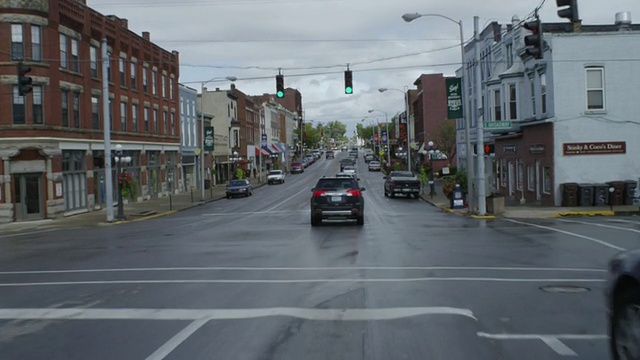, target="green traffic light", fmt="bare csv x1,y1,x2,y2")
345,86,353,94
276,91,284,98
